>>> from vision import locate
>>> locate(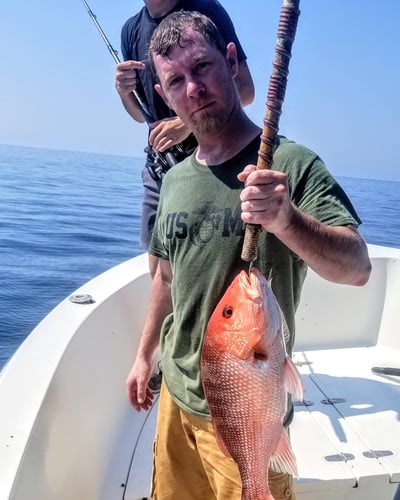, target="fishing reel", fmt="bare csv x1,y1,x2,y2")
145,143,187,181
